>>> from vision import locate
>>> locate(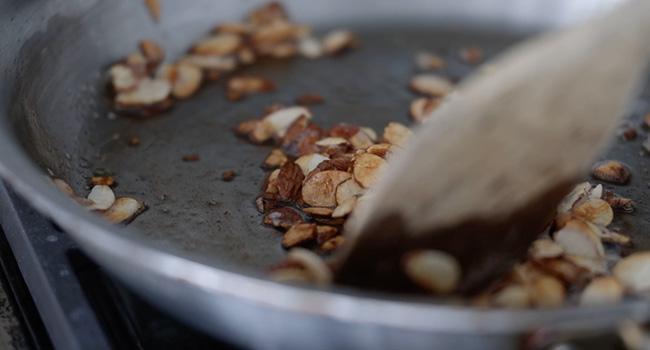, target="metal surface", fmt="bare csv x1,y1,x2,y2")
1,0,650,349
